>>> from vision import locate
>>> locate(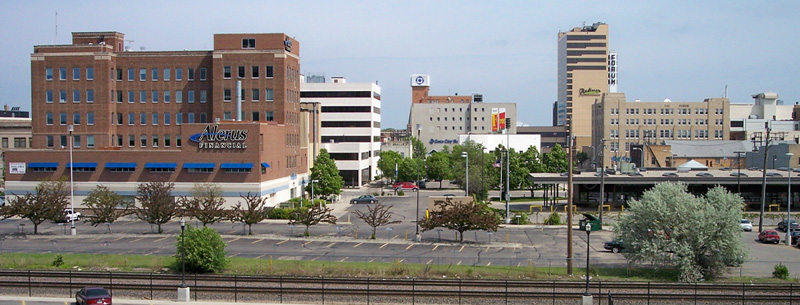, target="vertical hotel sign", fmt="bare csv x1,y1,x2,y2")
608,51,618,93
